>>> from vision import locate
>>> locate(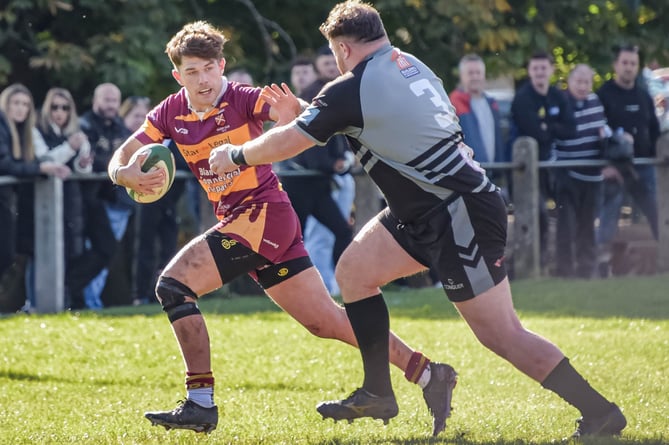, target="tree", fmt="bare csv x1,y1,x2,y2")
0,0,667,107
